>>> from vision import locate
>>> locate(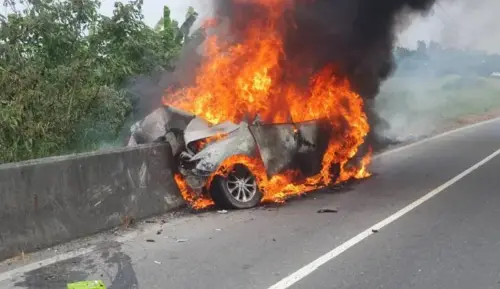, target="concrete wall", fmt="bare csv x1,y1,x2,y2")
0,143,185,261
